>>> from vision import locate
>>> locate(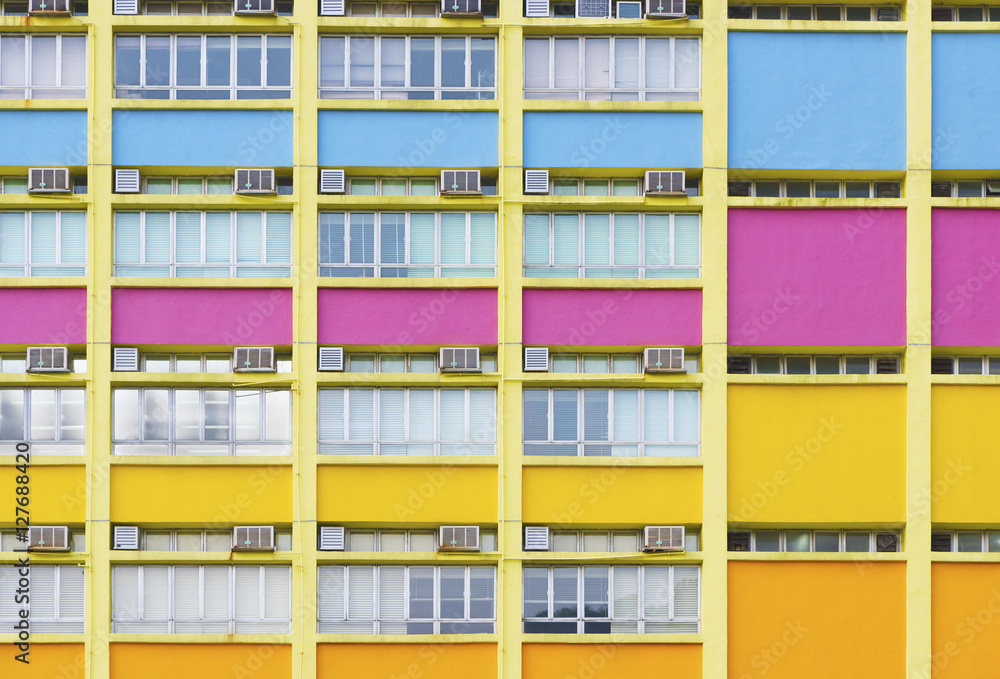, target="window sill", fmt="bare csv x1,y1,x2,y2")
109,455,293,466
728,196,906,208
727,374,907,385
110,551,295,563
315,633,498,643
316,455,498,466
521,456,702,468
521,551,703,565
316,277,498,289
726,551,905,562
109,372,295,386
111,195,298,207
931,552,1000,563
108,633,291,644
317,98,499,111
0,455,86,466
317,17,499,30
112,99,294,110
522,632,702,644
317,552,500,564
726,18,905,30
521,277,702,289
520,195,703,208
110,277,294,288
520,18,705,34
